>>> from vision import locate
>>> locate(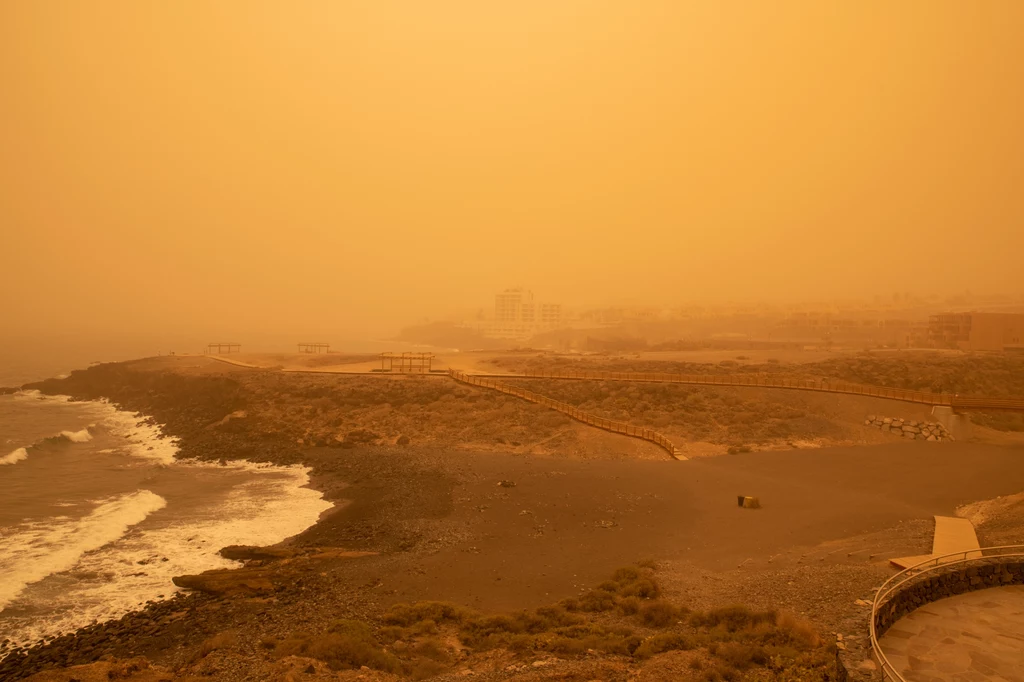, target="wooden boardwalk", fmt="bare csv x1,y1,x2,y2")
196,355,1024,457
449,370,685,460
474,369,1024,412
